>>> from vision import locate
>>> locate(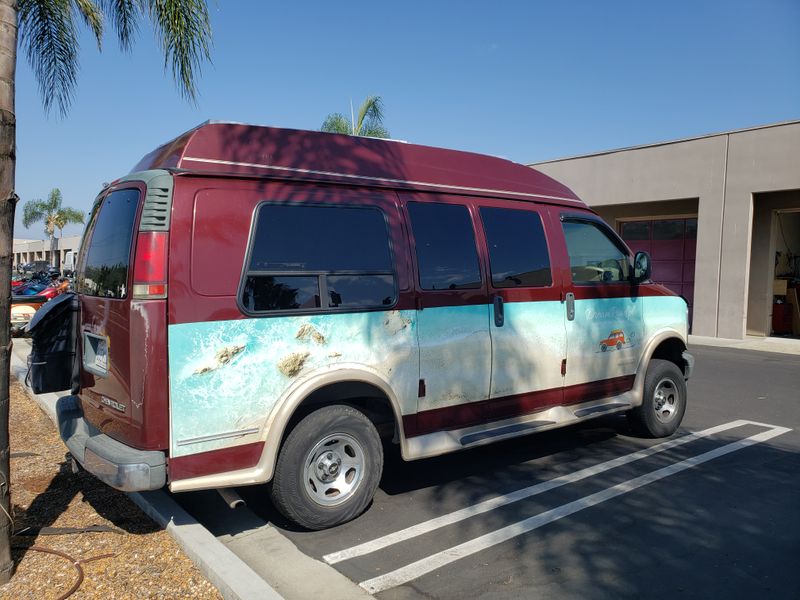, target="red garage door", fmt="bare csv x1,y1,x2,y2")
620,218,697,318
